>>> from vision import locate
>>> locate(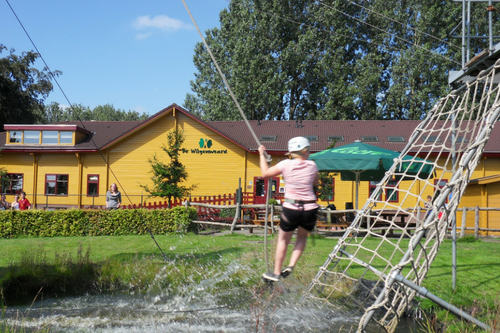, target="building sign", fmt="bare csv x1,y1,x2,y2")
180,138,228,155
